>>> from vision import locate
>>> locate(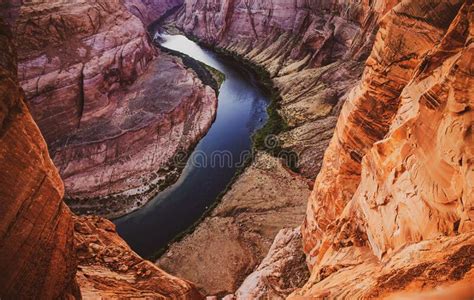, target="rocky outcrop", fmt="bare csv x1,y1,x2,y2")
173,0,473,298
16,0,156,149
1,13,204,298
15,0,218,217
0,17,78,299
57,54,217,218
291,233,474,298
125,0,184,26
158,153,311,296
233,227,309,300
74,216,203,299
175,0,400,178
296,0,473,297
